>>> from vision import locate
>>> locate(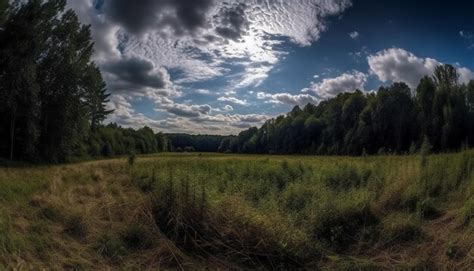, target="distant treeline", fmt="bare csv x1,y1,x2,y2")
220,66,474,155
167,133,230,152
